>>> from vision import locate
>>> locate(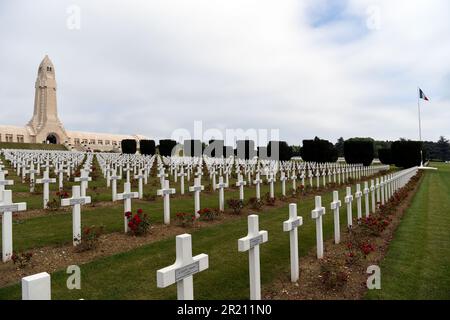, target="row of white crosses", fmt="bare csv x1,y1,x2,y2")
156,166,419,301
313,166,420,259
15,166,419,300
